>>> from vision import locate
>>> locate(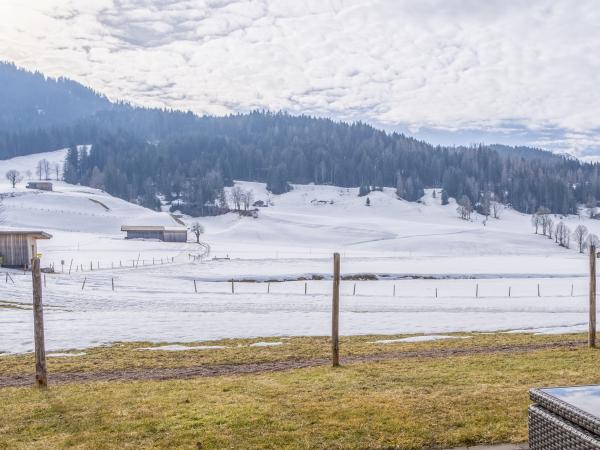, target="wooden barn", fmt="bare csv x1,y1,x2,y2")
26,181,53,191
121,226,187,242
0,230,52,268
